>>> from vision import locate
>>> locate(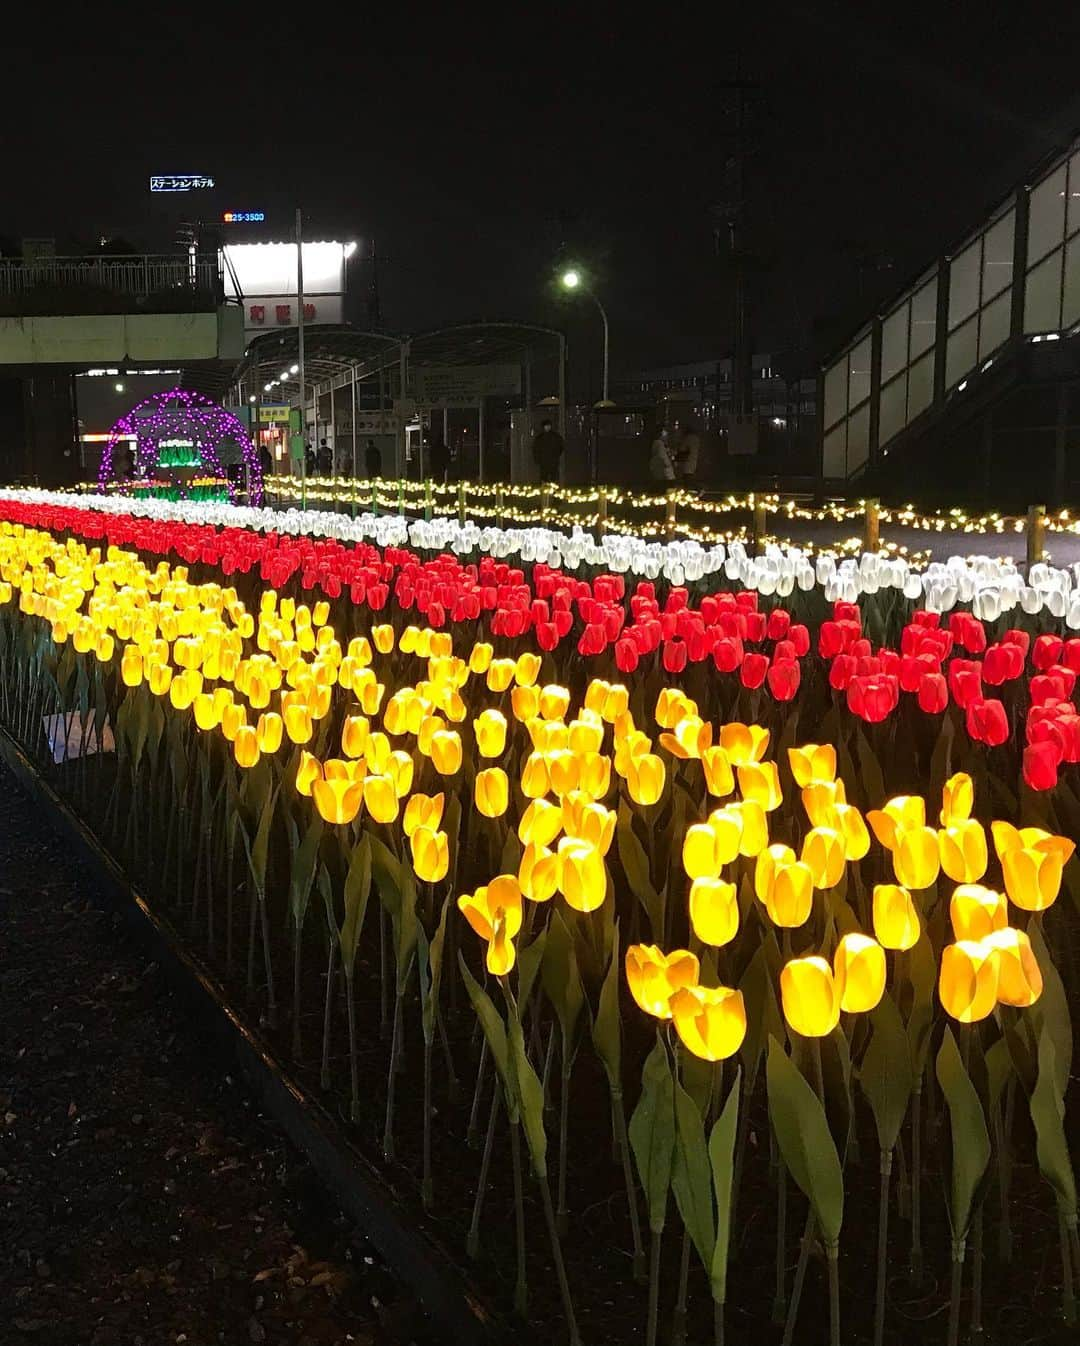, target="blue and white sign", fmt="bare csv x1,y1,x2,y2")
150,174,215,193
